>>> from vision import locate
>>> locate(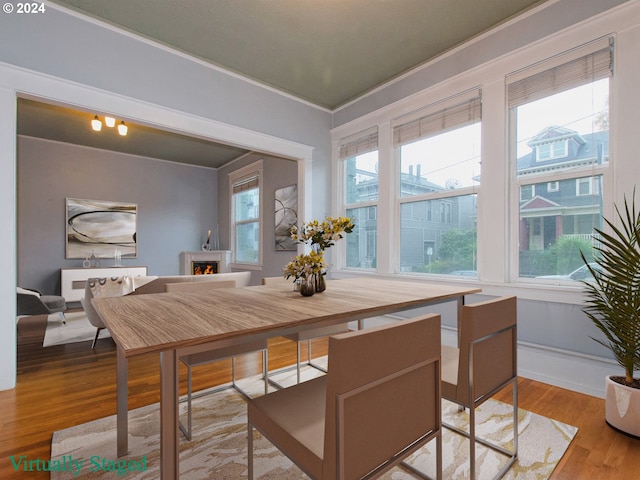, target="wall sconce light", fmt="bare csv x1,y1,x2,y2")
118,121,128,136
105,116,116,128
91,115,102,131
